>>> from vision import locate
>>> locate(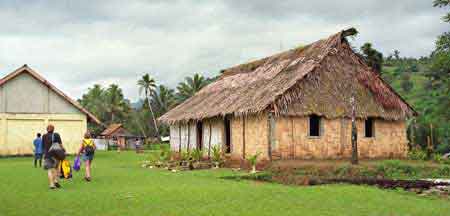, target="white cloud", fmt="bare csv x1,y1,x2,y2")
0,0,447,101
